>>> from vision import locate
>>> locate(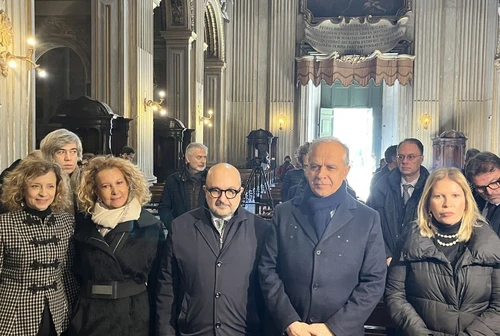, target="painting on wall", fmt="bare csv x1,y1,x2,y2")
303,0,410,21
